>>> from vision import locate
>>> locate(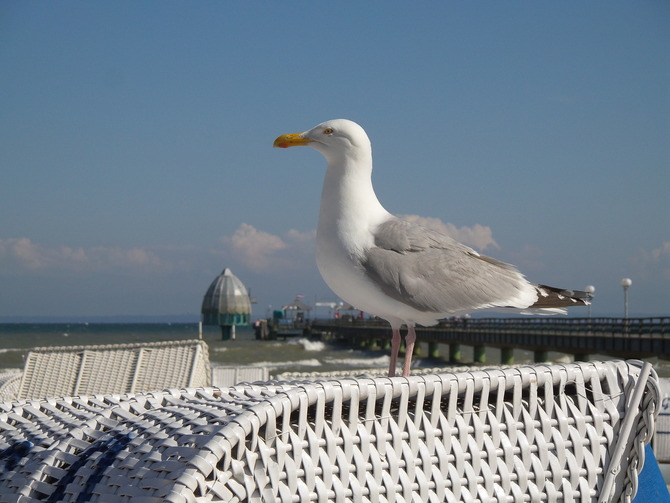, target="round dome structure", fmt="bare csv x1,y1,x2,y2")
201,268,251,339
